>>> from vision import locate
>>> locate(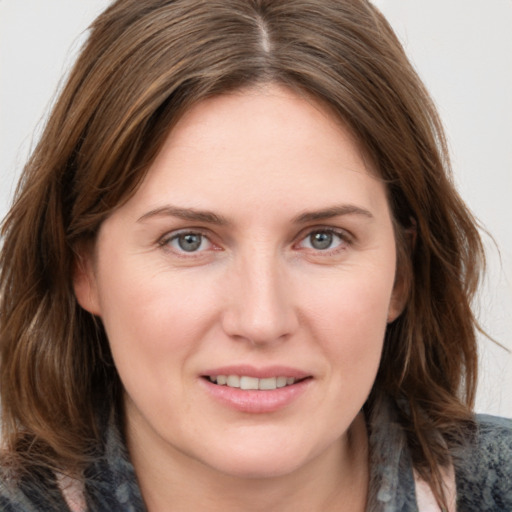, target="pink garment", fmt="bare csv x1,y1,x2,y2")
414,464,457,512
56,473,86,512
